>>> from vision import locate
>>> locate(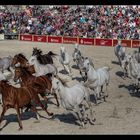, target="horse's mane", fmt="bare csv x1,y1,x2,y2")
17,53,28,61
21,67,32,75
55,75,69,87
33,48,42,55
